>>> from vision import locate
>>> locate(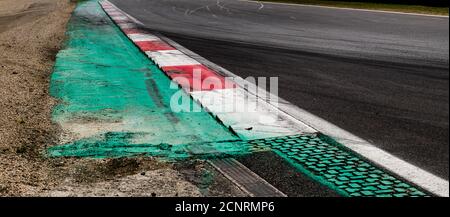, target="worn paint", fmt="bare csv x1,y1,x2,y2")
47,132,263,160
49,0,240,158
